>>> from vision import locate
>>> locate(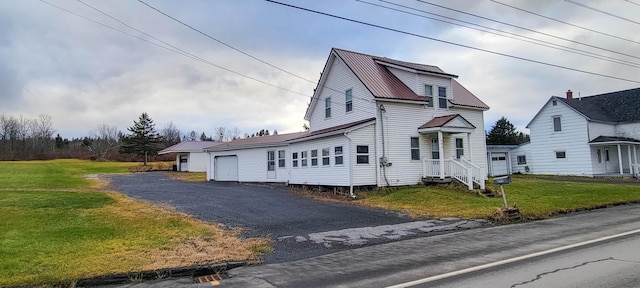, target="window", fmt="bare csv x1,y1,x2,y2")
424,84,433,107
267,151,275,172
356,145,369,164
455,138,464,159
605,148,610,161
335,146,344,165
553,116,562,132
292,152,298,167
311,149,318,166
597,149,602,163
278,150,286,168
431,138,439,159
438,87,447,108
556,151,566,159
345,89,353,112
410,137,420,160
325,97,331,118
322,148,330,166
517,155,527,165
301,151,308,167
552,99,557,106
